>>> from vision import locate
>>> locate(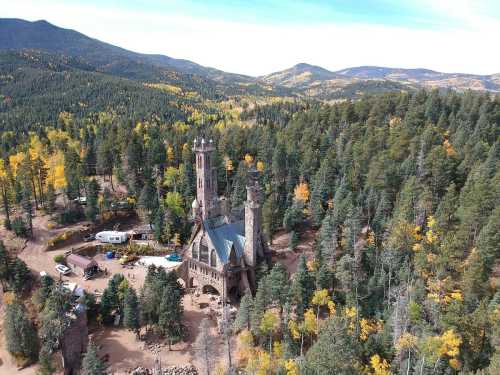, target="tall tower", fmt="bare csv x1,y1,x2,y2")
193,138,218,220
244,168,262,268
